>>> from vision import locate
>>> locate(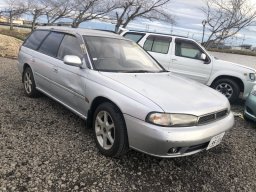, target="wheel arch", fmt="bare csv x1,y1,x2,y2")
87,96,125,129
210,75,244,92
